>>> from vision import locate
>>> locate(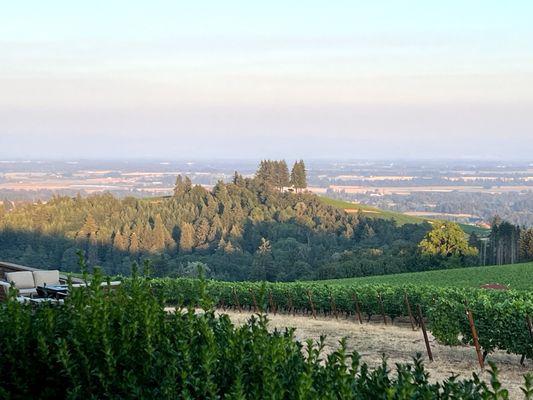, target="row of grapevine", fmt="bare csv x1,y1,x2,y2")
3,275,533,398
150,278,533,362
